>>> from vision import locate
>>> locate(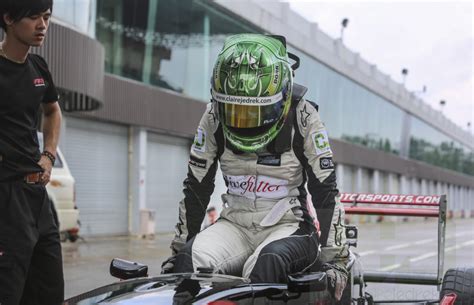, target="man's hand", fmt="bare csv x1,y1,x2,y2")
161,255,176,274
322,262,348,301
38,155,53,185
